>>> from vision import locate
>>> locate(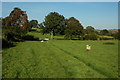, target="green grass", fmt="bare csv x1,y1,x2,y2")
2,32,118,78
27,32,64,40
